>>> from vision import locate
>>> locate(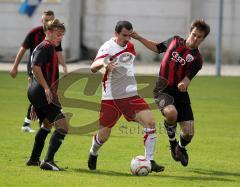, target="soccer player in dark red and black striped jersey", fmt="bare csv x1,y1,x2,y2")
131,19,210,167
26,19,68,171
10,10,67,132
